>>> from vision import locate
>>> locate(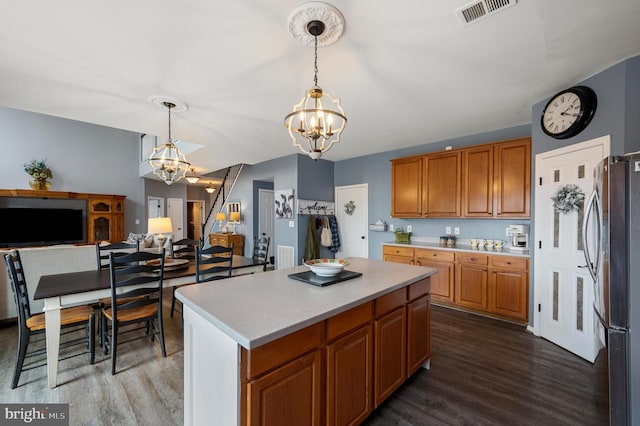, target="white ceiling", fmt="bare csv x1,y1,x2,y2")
1,1,639,177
